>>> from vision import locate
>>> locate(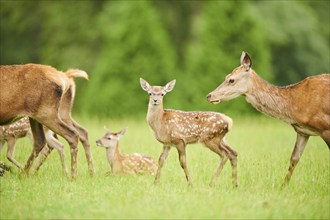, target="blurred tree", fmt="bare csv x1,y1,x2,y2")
81,1,177,117
253,1,329,85
182,1,271,115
